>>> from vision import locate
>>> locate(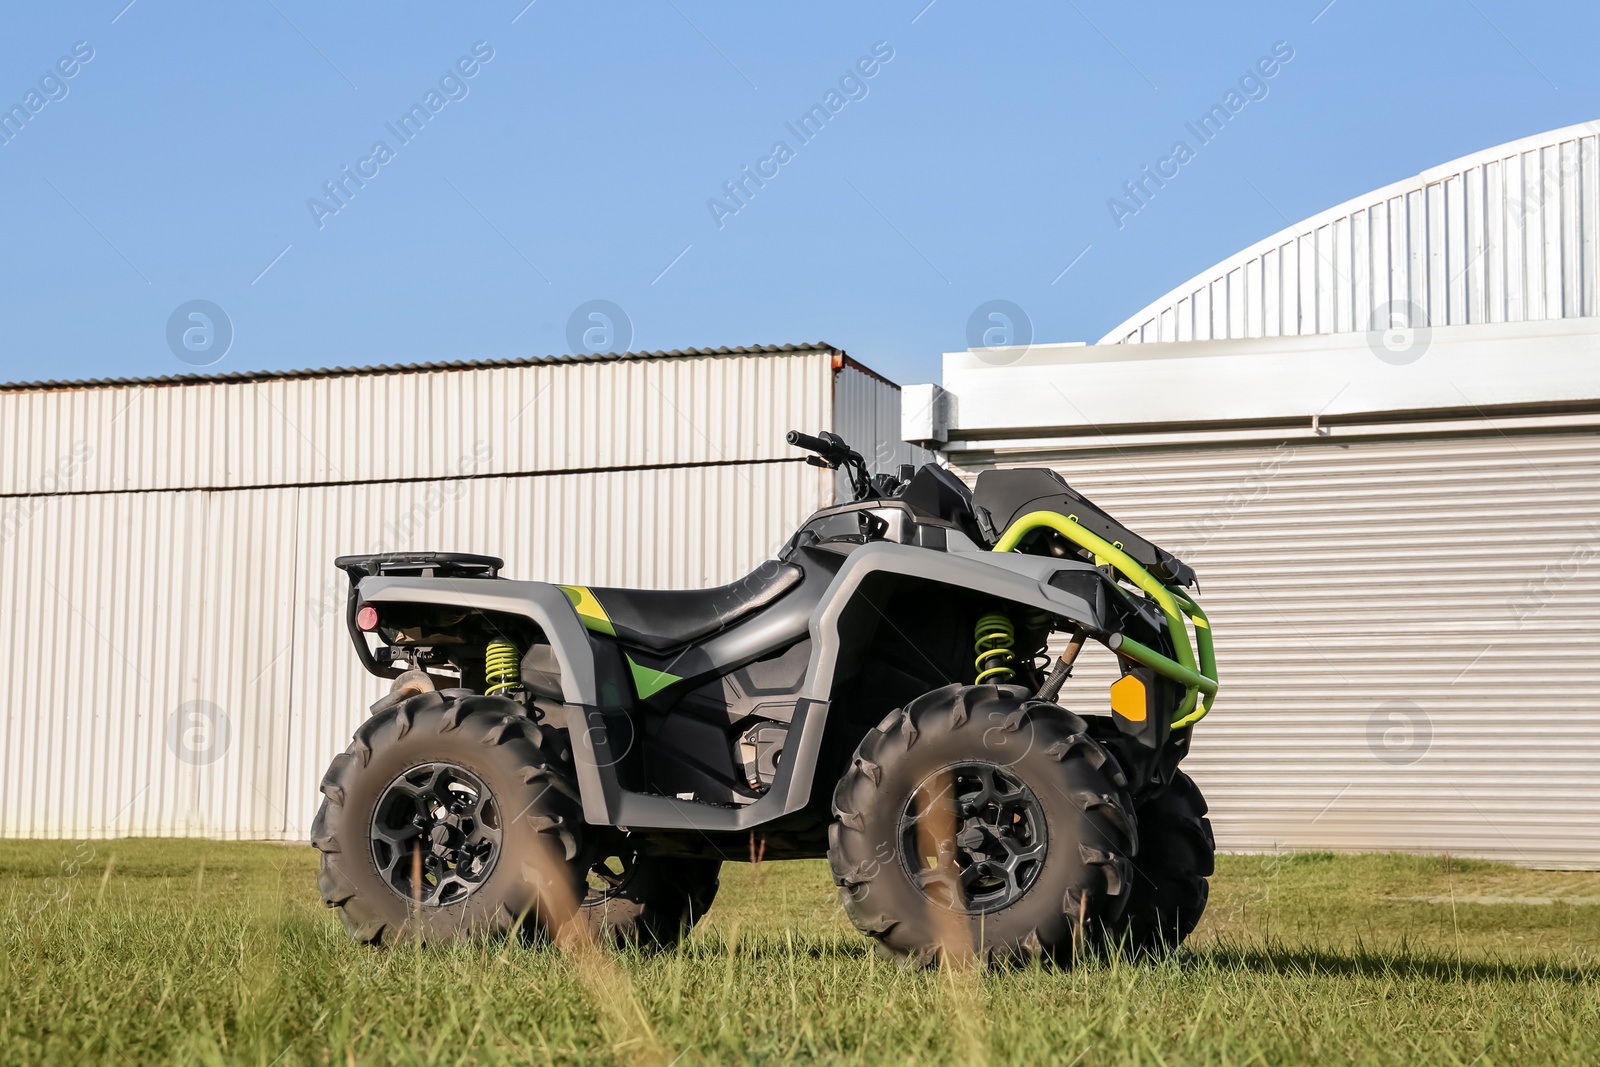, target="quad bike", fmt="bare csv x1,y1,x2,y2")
312,430,1218,963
